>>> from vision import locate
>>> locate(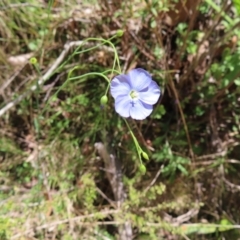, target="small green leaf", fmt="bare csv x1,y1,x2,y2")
150,19,156,28
219,218,234,232
151,7,158,17
177,164,188,176
234,78,240,86
233,0,240,15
